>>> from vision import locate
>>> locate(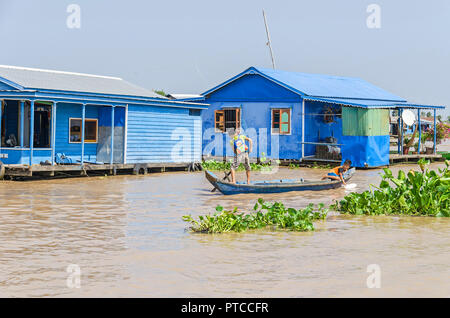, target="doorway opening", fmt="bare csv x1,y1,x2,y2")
33,103,51,148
